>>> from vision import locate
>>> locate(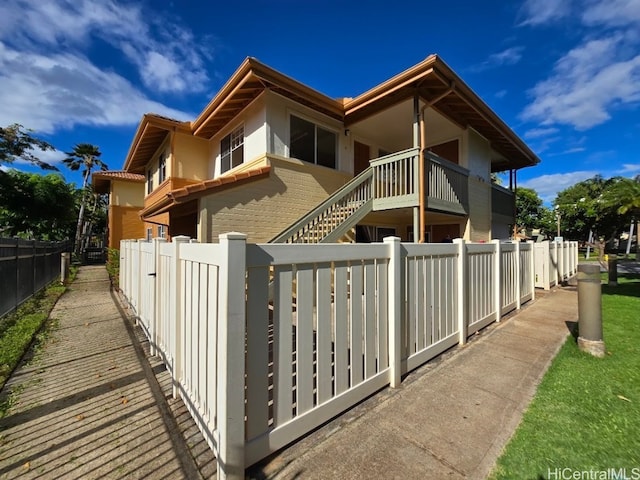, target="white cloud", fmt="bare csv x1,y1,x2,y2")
471,47,524,72
0,0,213,94
618,163,640,175
524,127,559,139
520,171,599,203
521,35,640,130
582,0,640,27
0,42,192,133
518,0,573,26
